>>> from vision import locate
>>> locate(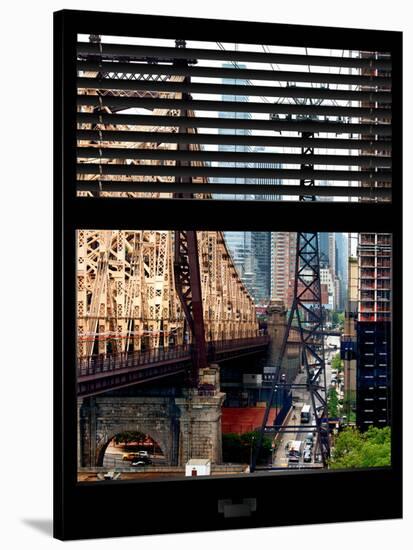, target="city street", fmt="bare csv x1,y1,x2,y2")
272,336,339,469
102,440,166,469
